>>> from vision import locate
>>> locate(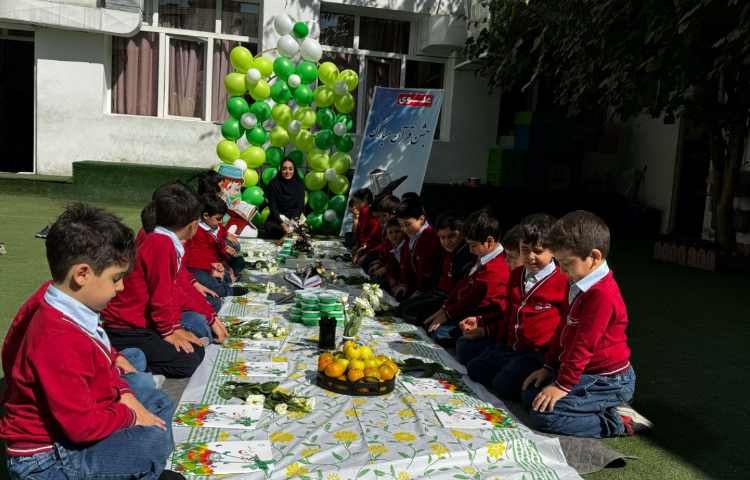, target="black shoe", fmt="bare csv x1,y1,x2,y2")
232,286,249,296
35,225,50,239
158,470,186,480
